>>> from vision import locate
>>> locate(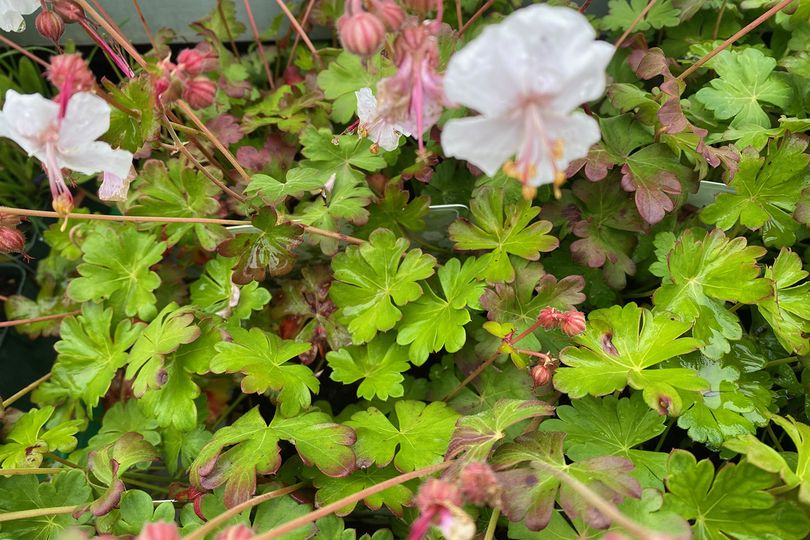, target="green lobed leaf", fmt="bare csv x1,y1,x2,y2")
554,302,705,415
190,255,272,320
126,159,226,250
701,136,810,247
540,393,668,488
67,223,166,320
211,327,317,417
695,48,792,129
757,249,810,355
346,400,459,471
449,188,559,283
327,333,411,401
663,450,810,540
652,228,773,358
0,406,83,469
51,303,143,409
396,257,487,365
330,228,436,344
